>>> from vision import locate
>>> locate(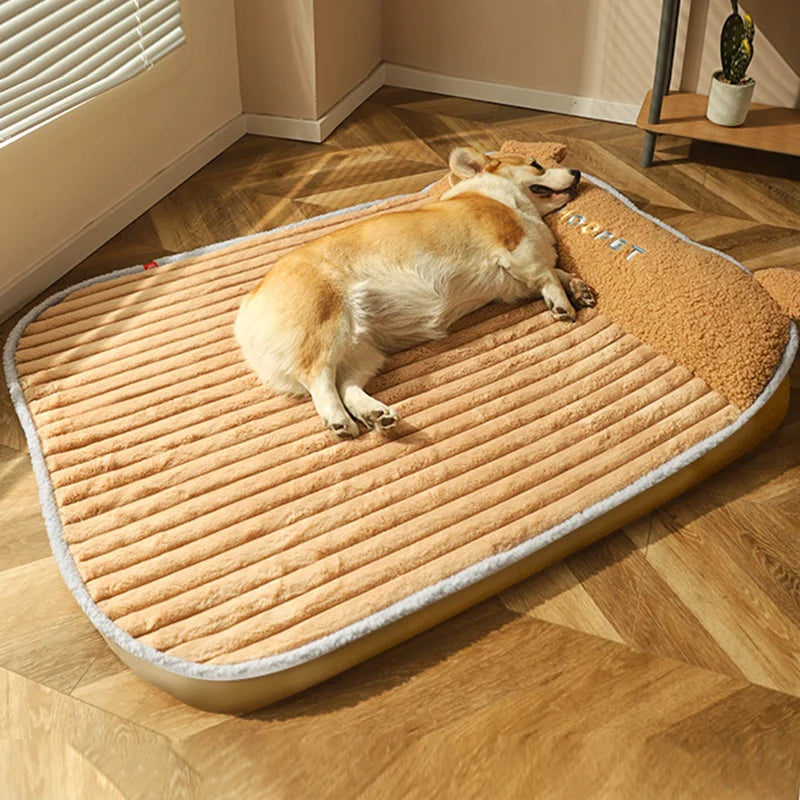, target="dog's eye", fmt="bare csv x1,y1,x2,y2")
530,159,543,171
